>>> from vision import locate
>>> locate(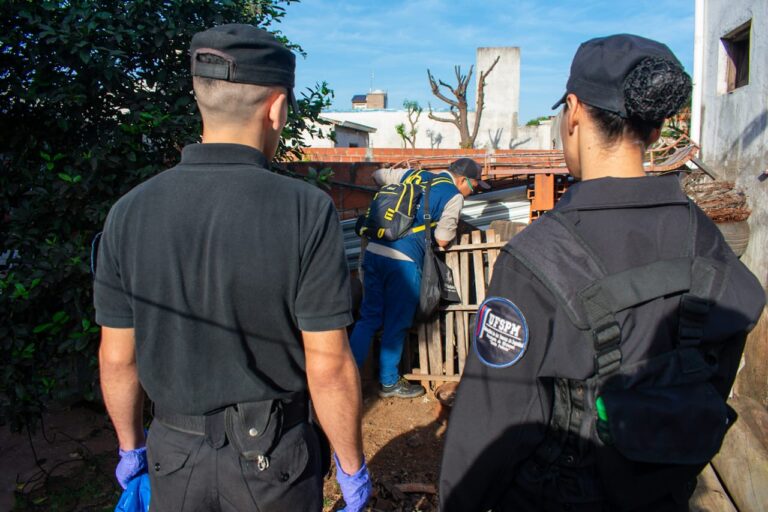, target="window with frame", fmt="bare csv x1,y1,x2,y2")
721,20,751,92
